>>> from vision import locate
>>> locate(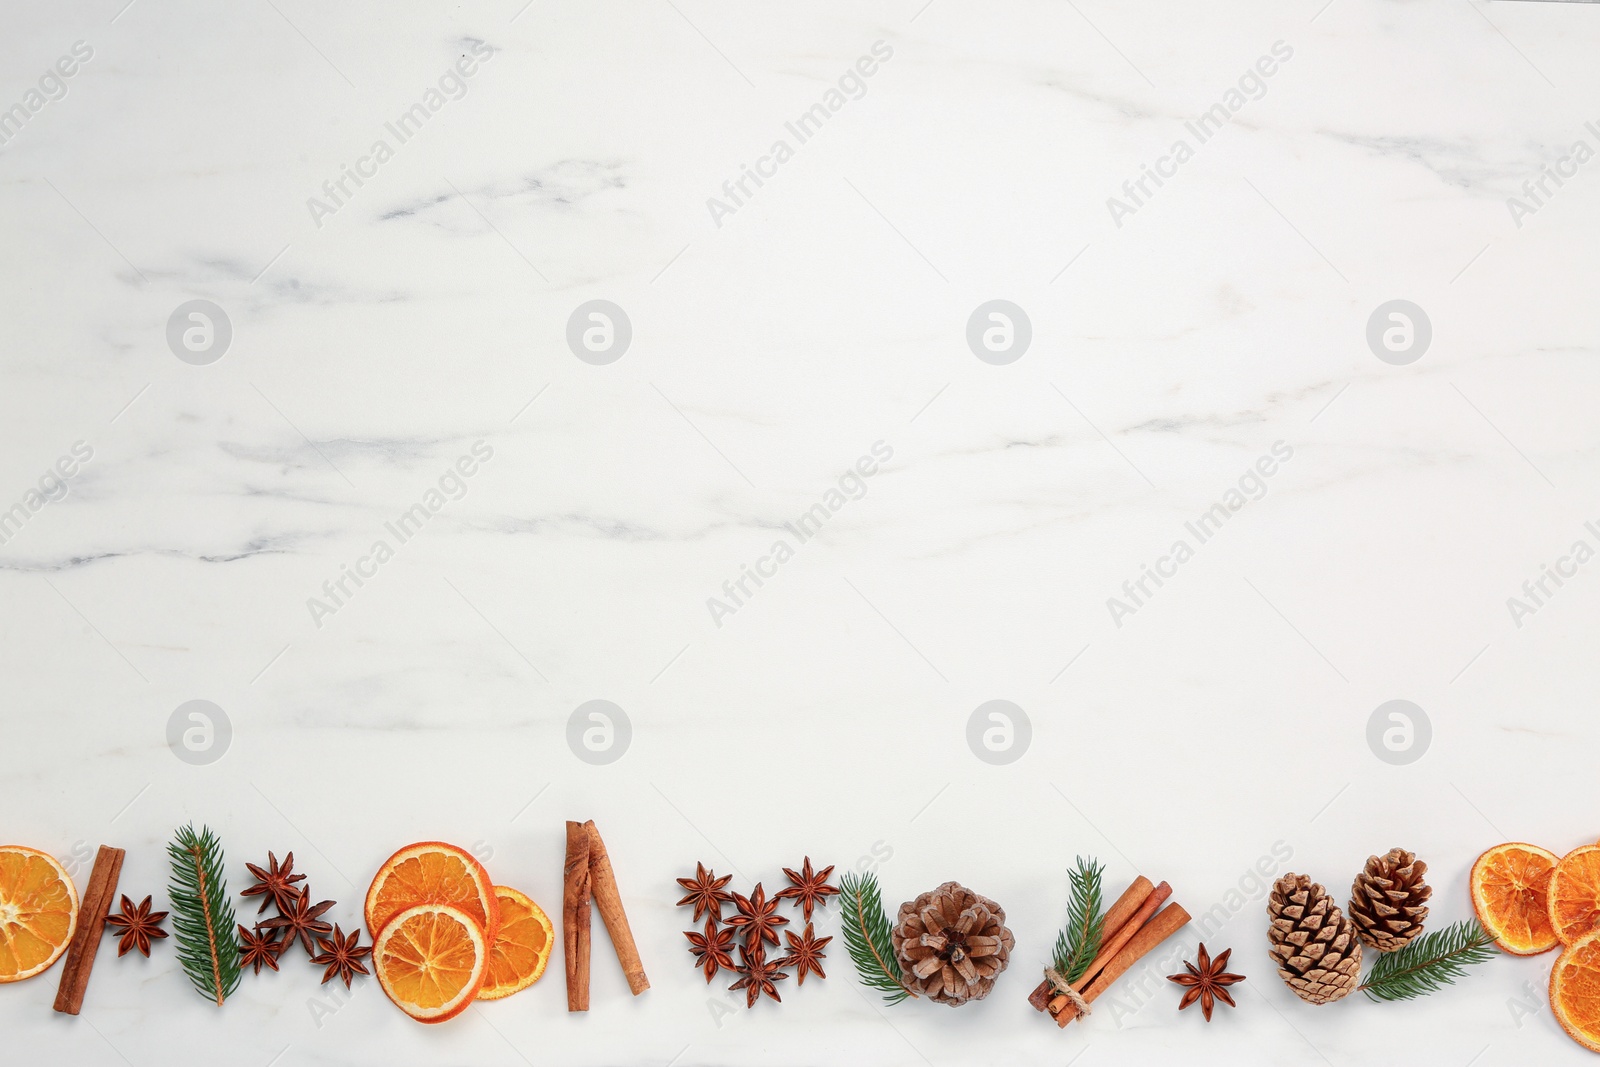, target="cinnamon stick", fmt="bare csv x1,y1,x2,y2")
1054,902,1191,1027
1097,876,1157,946
584,820,649,996
1075,881,1170,990
1029,875,1154,1011
53,845,124,1015
563,821,592,1012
